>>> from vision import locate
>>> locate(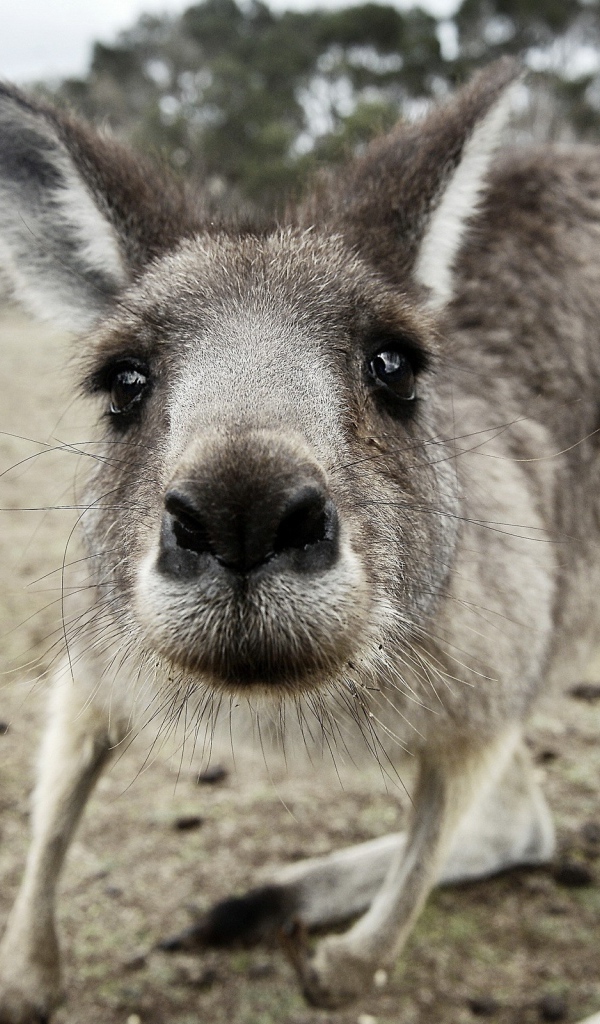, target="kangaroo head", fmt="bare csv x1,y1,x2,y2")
0,61,517,696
